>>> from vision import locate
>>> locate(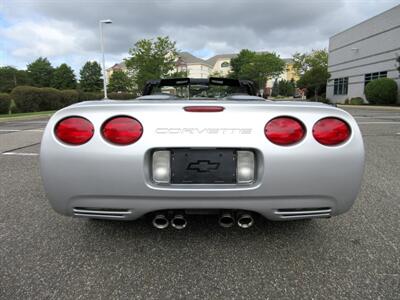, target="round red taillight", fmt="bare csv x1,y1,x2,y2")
265,117,305,145
55,117,94,145
102,116,143,145
313,117,351,146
